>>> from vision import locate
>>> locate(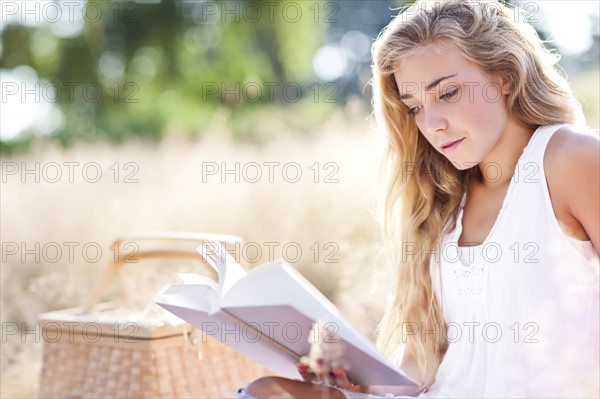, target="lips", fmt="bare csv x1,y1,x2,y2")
440,138,465,153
